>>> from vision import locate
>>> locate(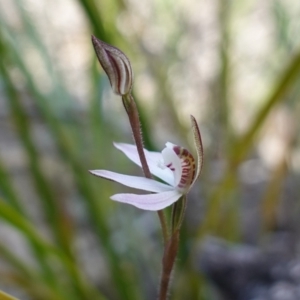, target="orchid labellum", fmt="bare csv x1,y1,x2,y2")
90,116,203,211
